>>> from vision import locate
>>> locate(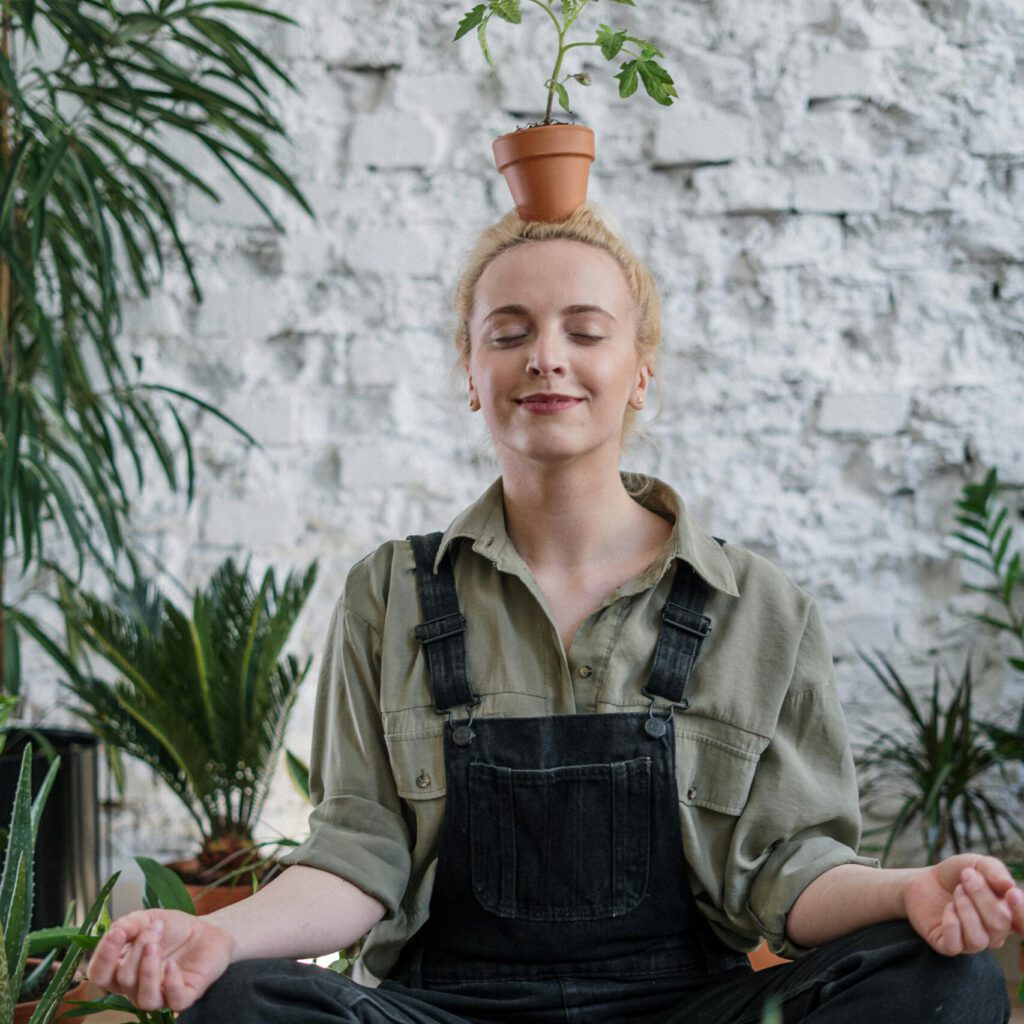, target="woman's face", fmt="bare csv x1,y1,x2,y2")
466,239,648,470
